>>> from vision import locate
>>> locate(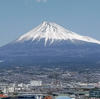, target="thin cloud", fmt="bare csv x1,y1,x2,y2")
37,0,47,2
